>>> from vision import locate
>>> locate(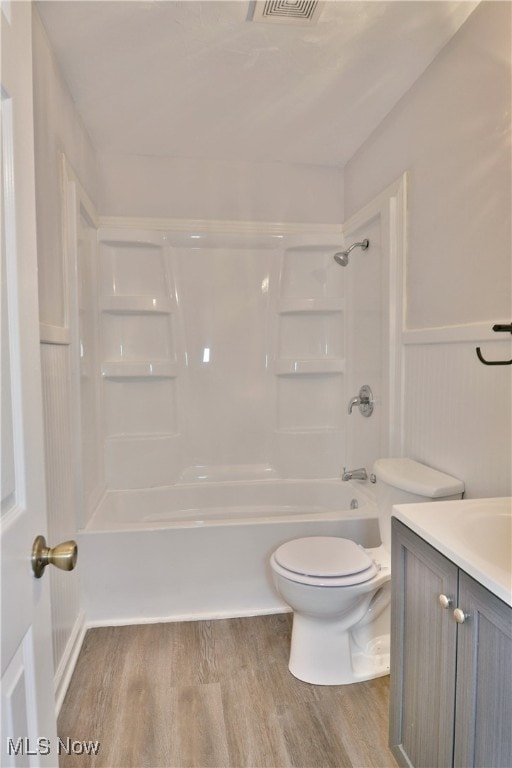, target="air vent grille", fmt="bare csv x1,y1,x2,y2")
252,0,324,25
